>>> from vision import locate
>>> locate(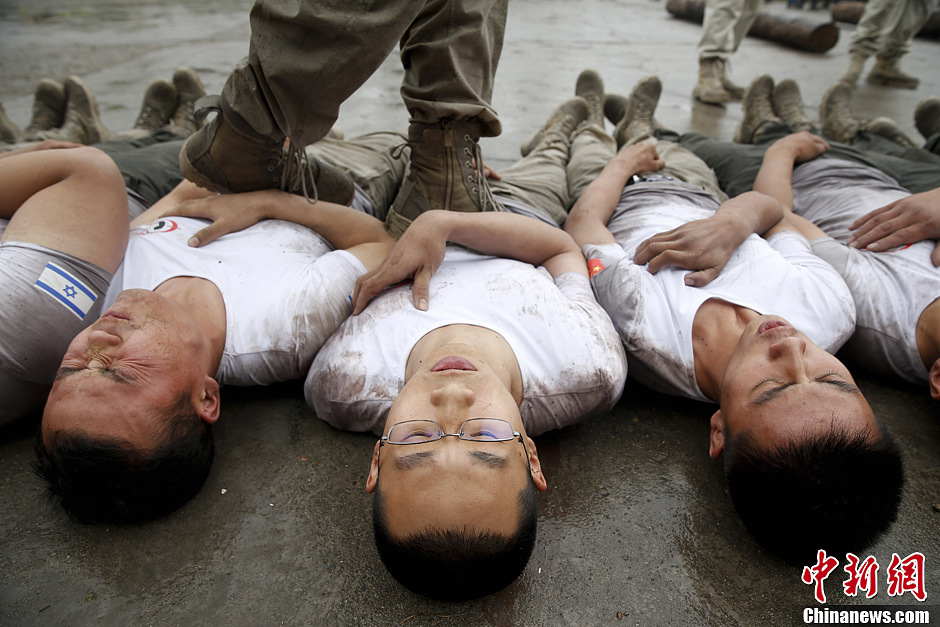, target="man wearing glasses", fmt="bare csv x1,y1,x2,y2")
306,95,627,600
